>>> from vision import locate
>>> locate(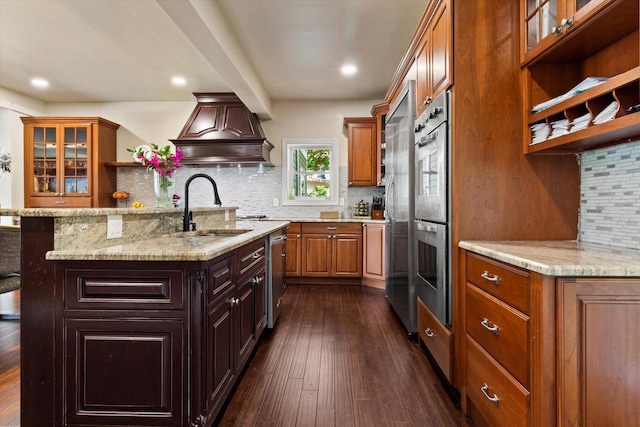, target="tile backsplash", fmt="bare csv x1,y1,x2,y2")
580,139,640,250
116,166,384,219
